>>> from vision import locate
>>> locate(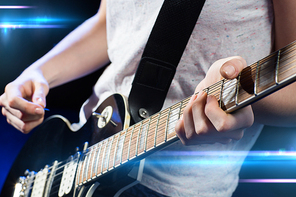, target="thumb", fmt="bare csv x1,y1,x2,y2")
32,83,48,108
220,57,247,79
